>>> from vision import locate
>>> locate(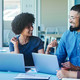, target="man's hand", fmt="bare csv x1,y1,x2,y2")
56,69,69,79
56,68,77,79
61,61,77,71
